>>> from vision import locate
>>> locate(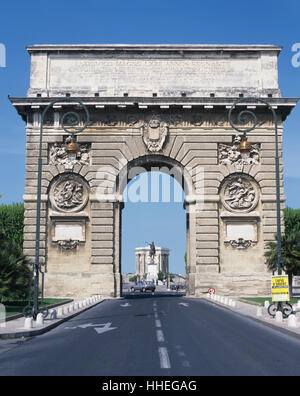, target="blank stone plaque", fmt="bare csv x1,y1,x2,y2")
226,224,256,241
54,224,83,241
